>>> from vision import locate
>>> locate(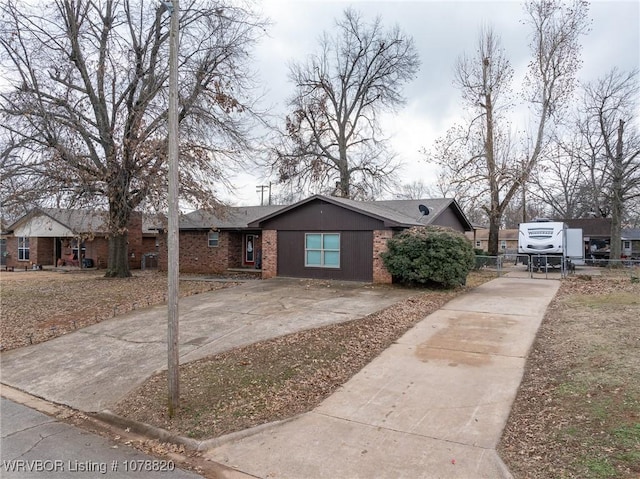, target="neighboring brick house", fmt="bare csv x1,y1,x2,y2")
467,228,519,254
2,209,157,270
